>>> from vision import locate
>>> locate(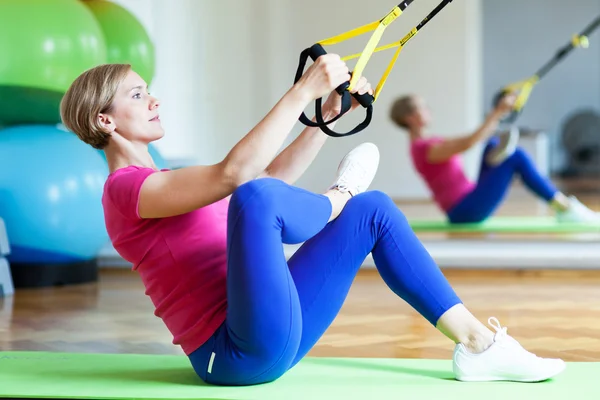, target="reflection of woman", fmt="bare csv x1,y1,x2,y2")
391,93,600,224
